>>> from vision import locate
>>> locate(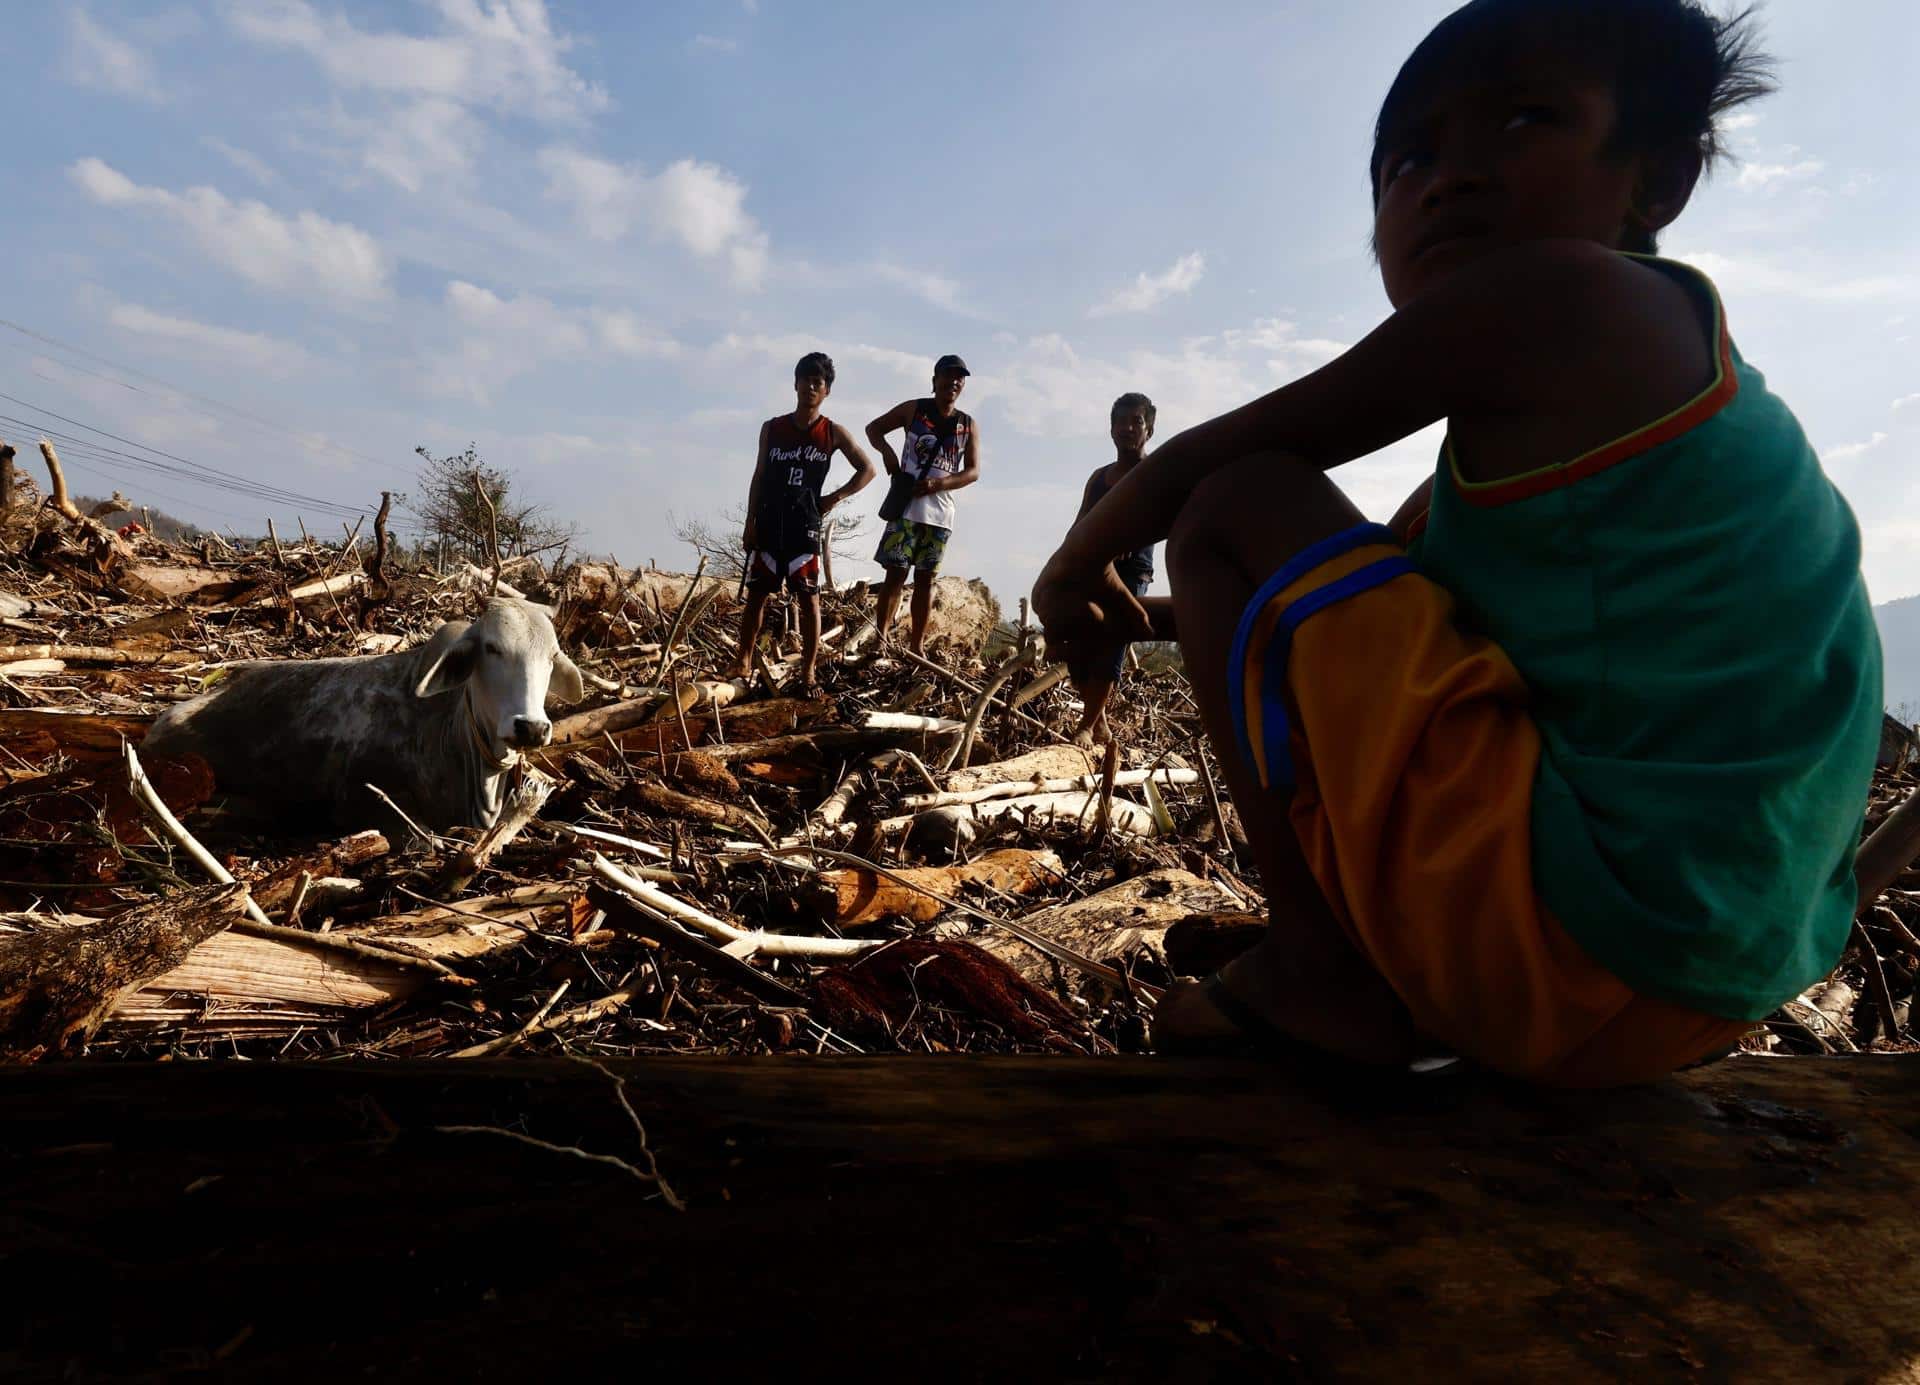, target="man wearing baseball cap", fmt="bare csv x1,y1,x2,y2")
864,354,981,655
